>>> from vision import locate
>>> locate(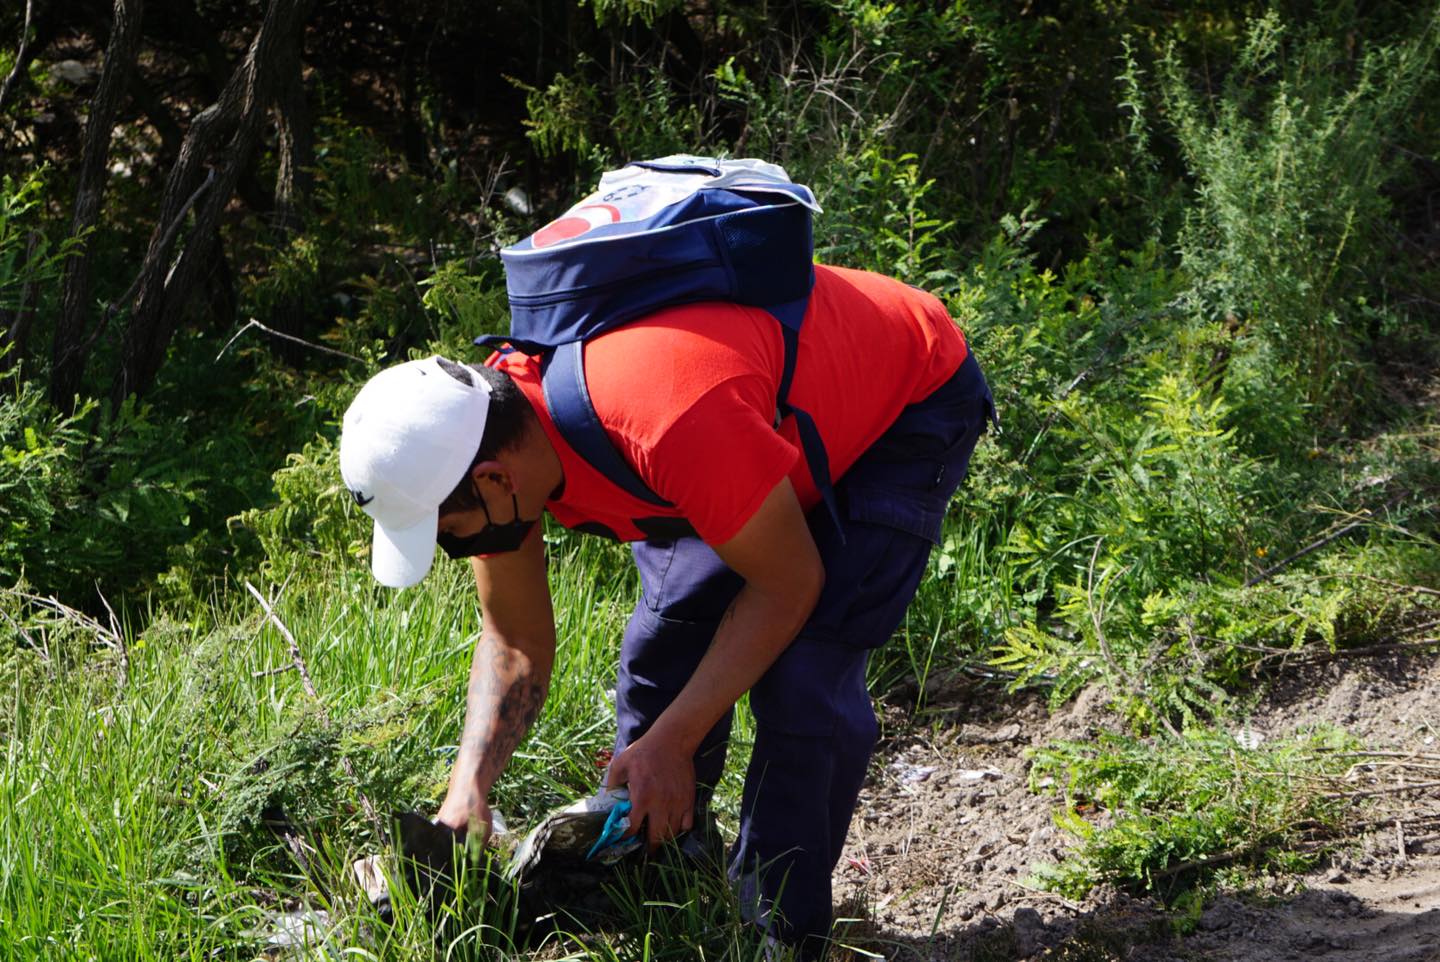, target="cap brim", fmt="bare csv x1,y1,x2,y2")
371,510,439,589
